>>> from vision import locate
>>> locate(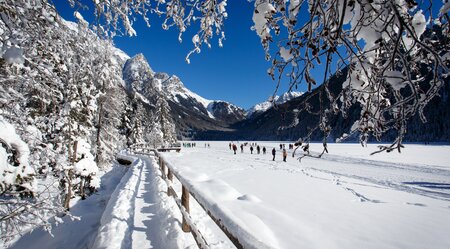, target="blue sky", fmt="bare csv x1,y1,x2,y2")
53,1,442,109
54,0,305,109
